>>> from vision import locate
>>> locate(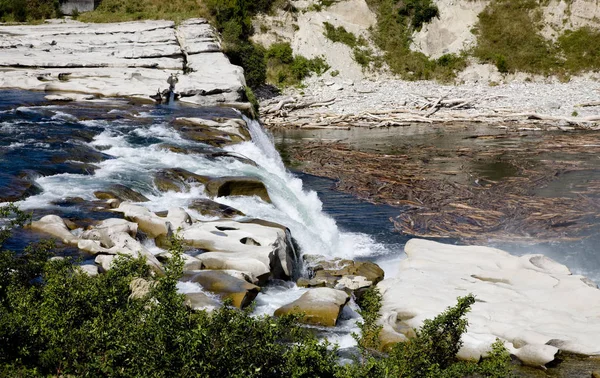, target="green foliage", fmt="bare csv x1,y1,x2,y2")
244,86,260,116
0,0,59,22
0,238,340,376
347,291,512,378
323,22,363,48
79,0,211,23
397,0,439,31
366,0,464,81
473,0,558,74
558,26,600,73
266,42,330,87
0,208,510,377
